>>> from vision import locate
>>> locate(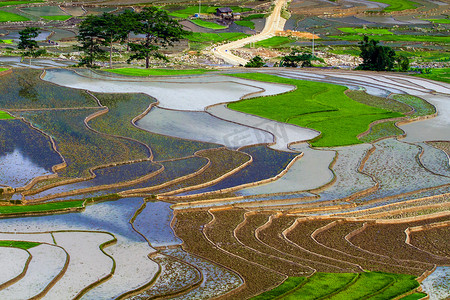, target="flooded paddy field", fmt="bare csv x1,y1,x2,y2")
0,67,448,299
